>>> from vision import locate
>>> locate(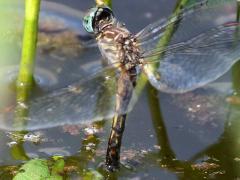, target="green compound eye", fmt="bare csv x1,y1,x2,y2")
83,7,98,33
